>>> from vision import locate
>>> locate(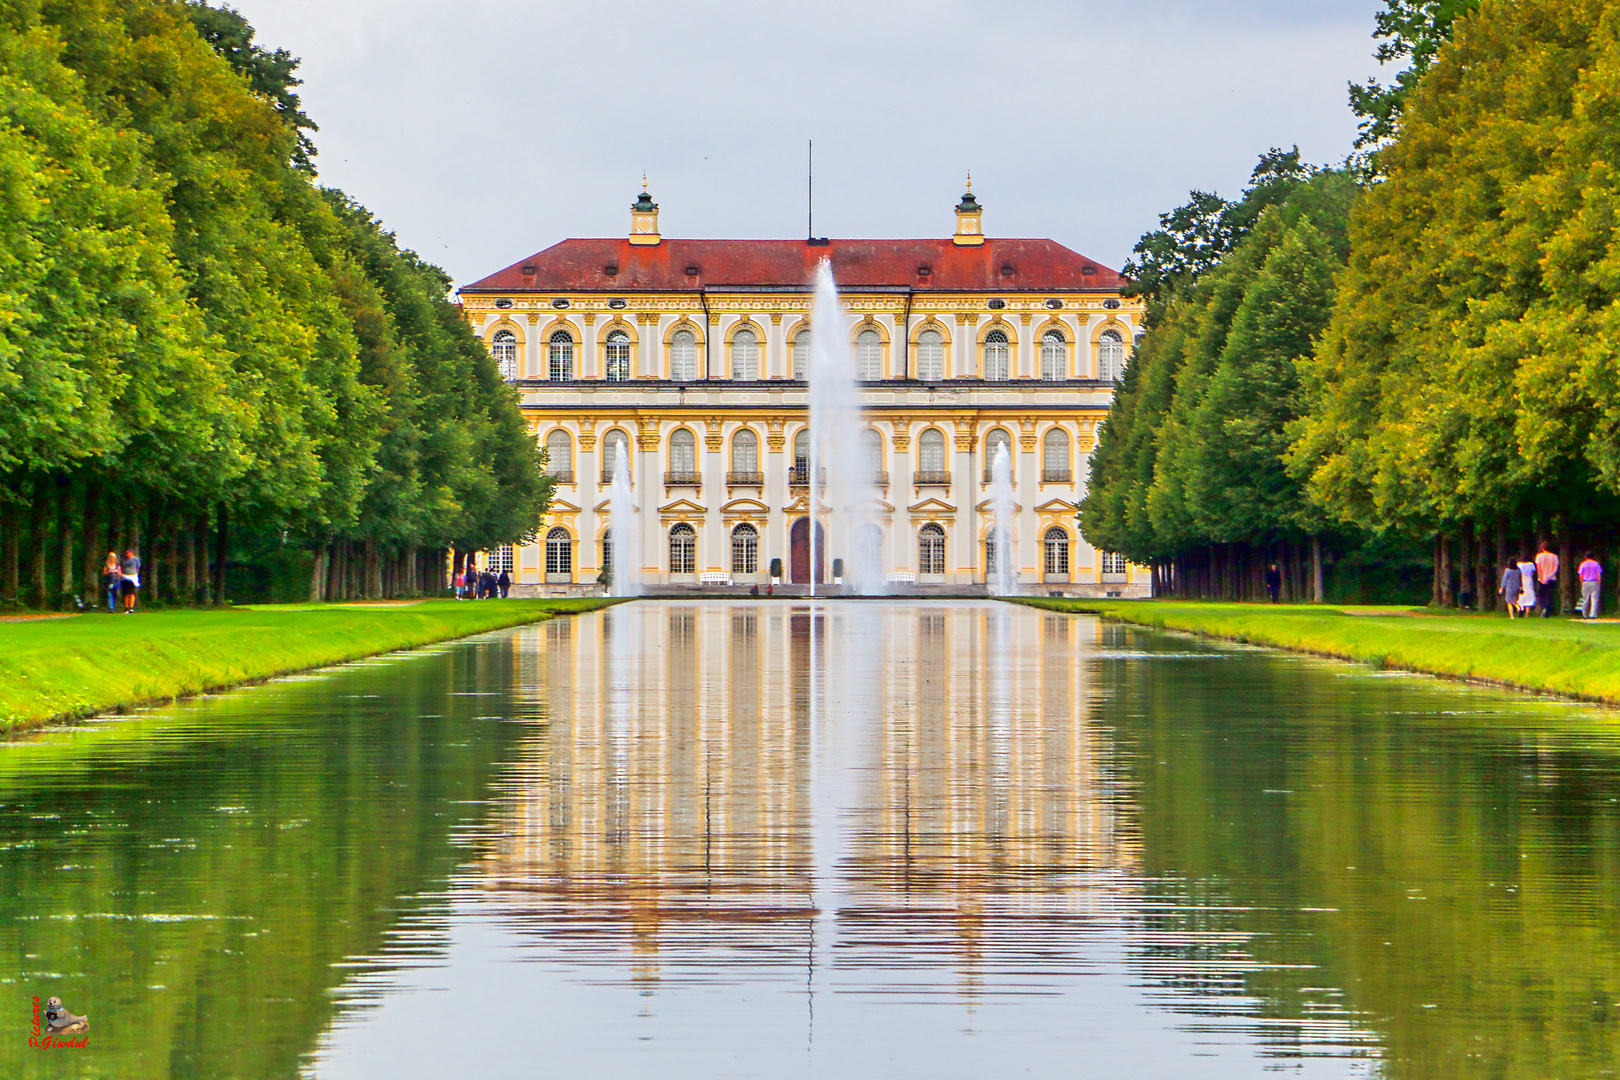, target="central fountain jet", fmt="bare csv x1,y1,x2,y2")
806,260,885,595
